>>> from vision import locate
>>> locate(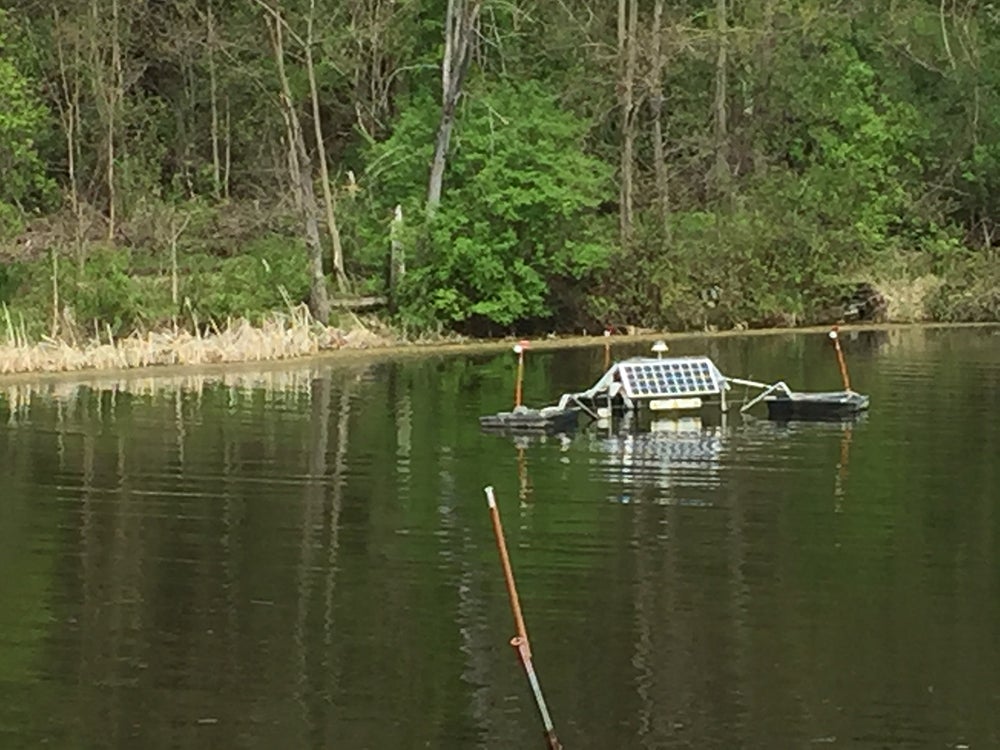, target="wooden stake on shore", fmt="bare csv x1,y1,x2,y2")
484,486,563,750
